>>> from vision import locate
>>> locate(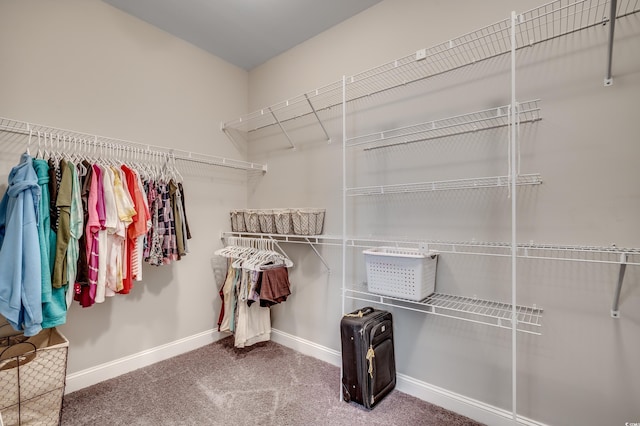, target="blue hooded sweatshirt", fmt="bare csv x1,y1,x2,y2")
0,153,43,336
